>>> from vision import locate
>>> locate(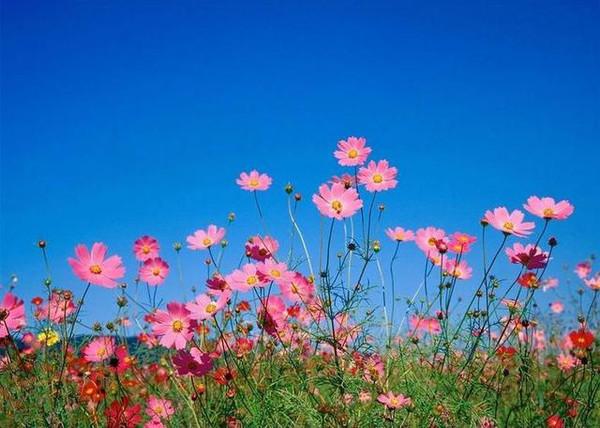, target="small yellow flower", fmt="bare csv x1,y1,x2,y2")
37,329,60,346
